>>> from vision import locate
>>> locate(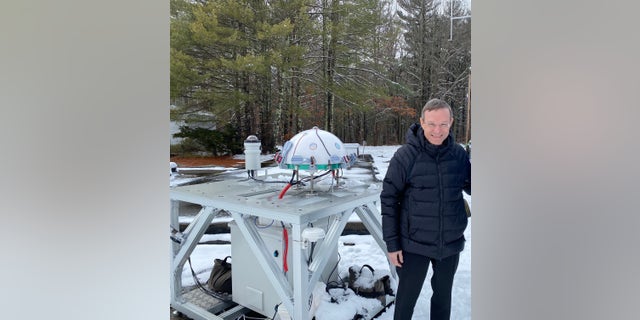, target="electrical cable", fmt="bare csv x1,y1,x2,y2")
187,258,232,301
304,223,315,264
249,175,291,184
277,169,332,199
238,315,273,320
254,216,275,229
170,226,183,244
370,299,396,319
278,170,297,199
271,303,282,320
324,252,343,286
253,167,333,199
324,262,350,305
307,242,315,264
281,222,289,274
278,183,292,199
314,127,333,158
300,169,332,182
